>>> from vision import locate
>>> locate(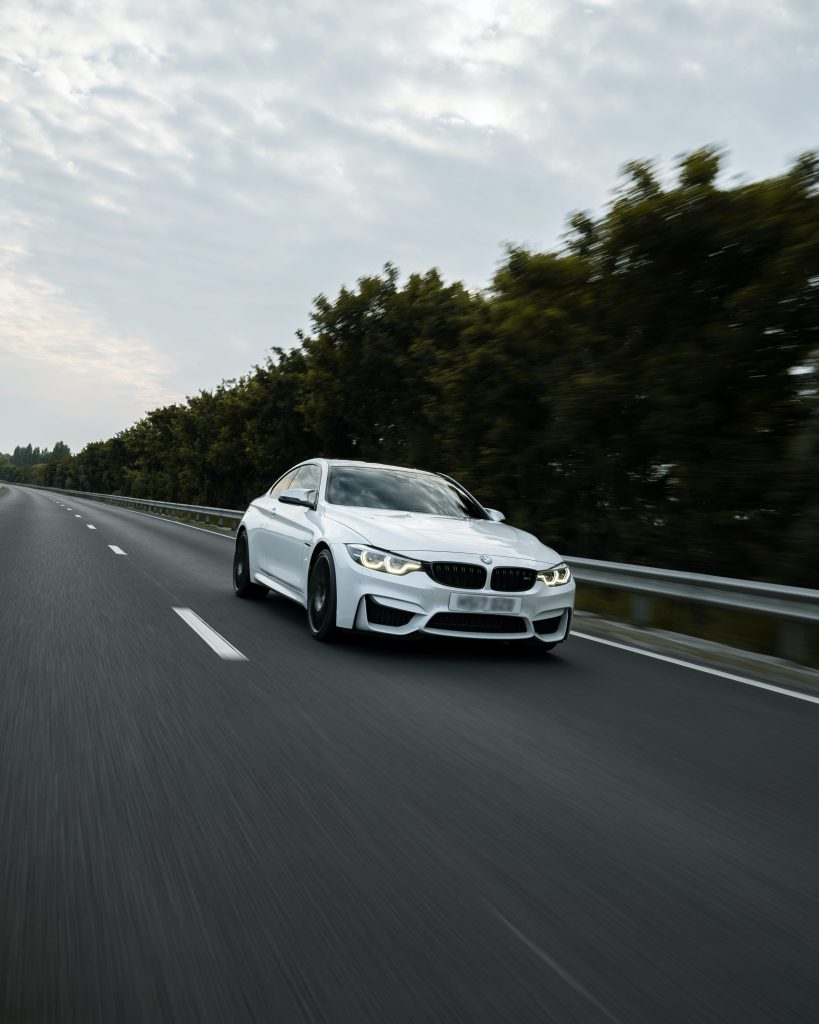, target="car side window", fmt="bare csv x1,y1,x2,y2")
269,469,298,499
291,464,321,492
